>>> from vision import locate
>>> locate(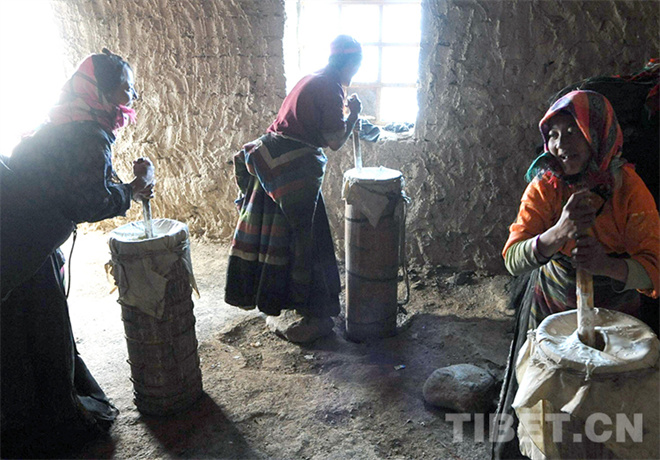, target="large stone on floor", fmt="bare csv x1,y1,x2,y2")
423,363,496,413
266,310,334,343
